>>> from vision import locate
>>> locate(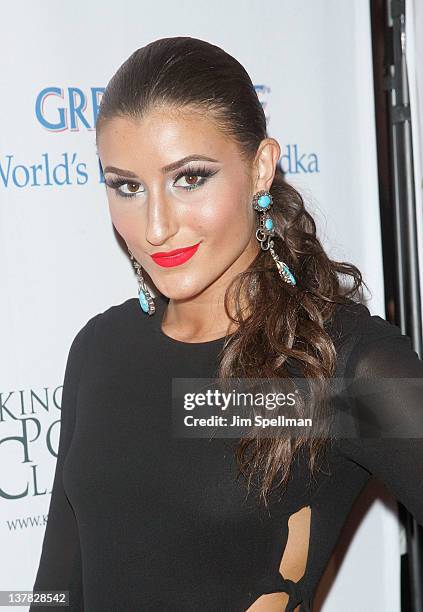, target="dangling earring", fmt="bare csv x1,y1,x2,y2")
253,190,297,286
128,249,156,315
